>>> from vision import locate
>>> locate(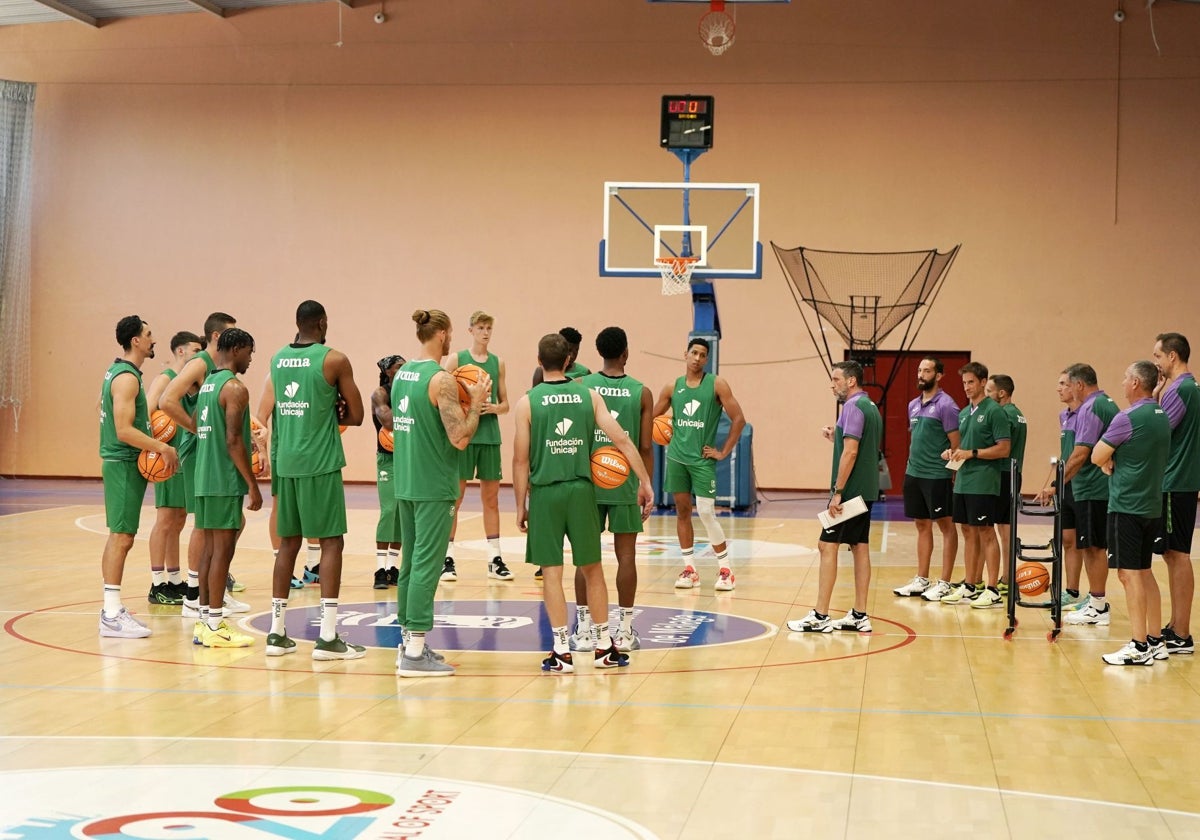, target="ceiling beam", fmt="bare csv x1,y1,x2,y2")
179,0,226,16
29,0,97,26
